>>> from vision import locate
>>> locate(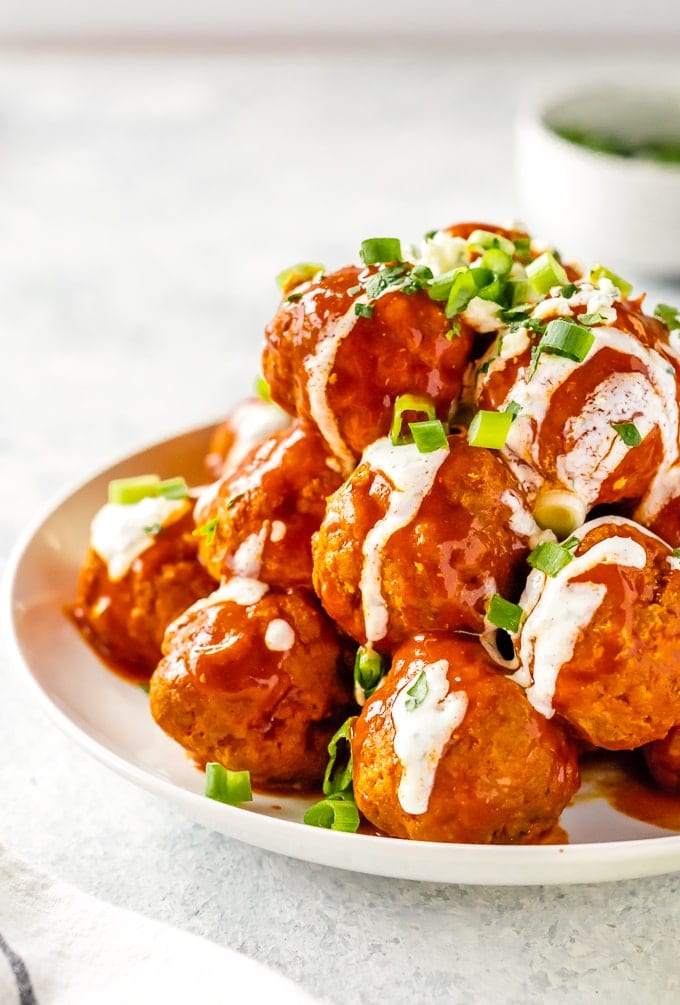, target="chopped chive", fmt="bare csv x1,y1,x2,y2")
255,375,272,403
404,670,429,712
590,264,632,299
467,409,514,449
204,762,253,804
108,475,161,505
360,237,402,265
654,303,680,332
303,792,360,832
538,318,595,363
612,421,642,447
390,393,437,445
158,476,189,500
354,646,385,701
276,262,324,295
194,517,218,544
446,268,477,317
355,302,374,318
286,292,303,302
467,229,515,256
486,594,523,633
143,522,162,536
323,716,356,796
527,540,575,576
526,252,568,295
408,419,449,453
